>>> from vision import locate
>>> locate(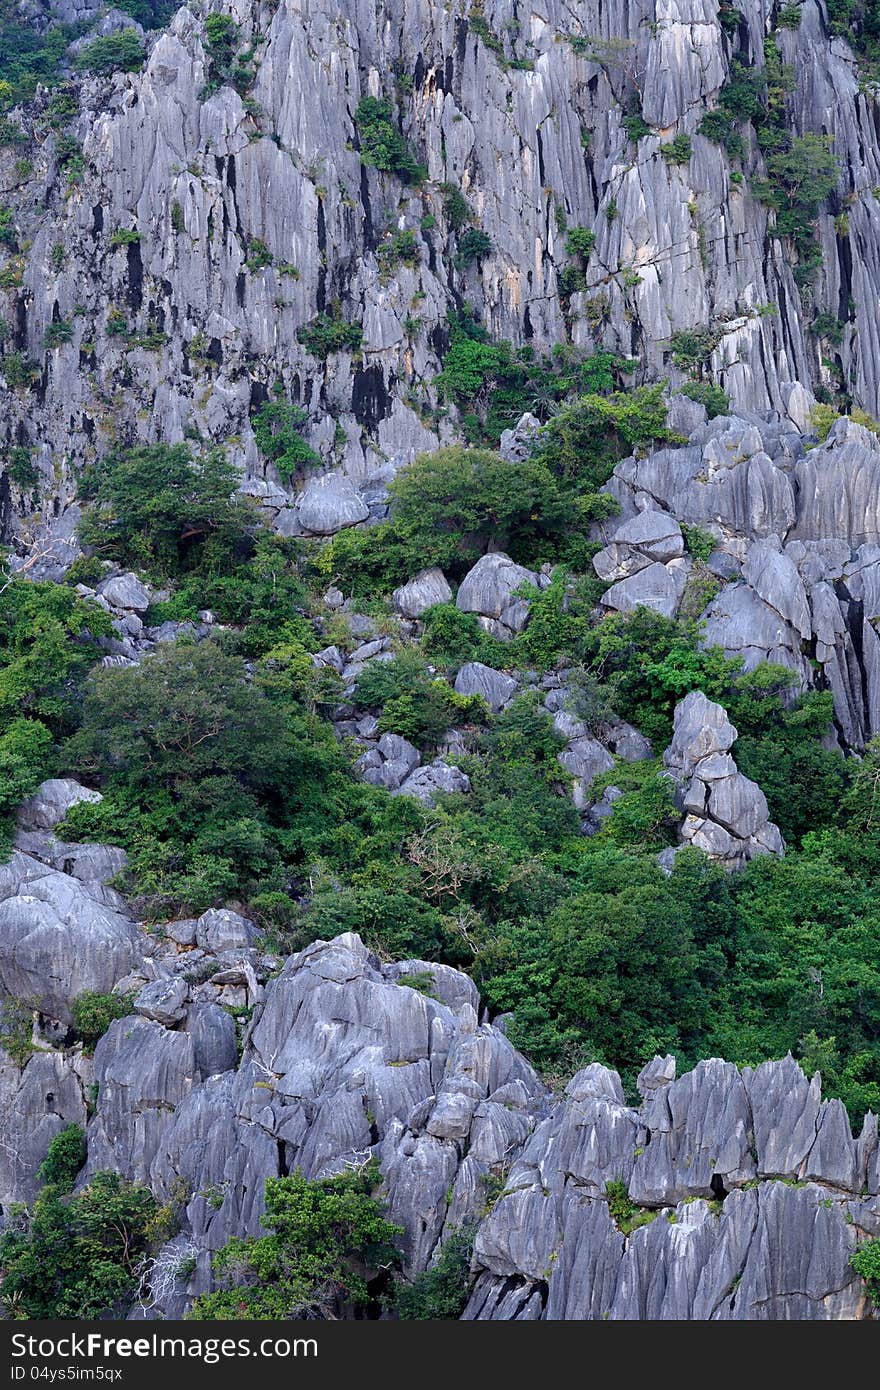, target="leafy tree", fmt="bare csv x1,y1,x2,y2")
0,1172,158,1319
533,385,670,490
74,29,145,75
753,134,839,256
190,1165,403,1319
387,445,569,576
38,1124,86,1193
78,442,258,577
